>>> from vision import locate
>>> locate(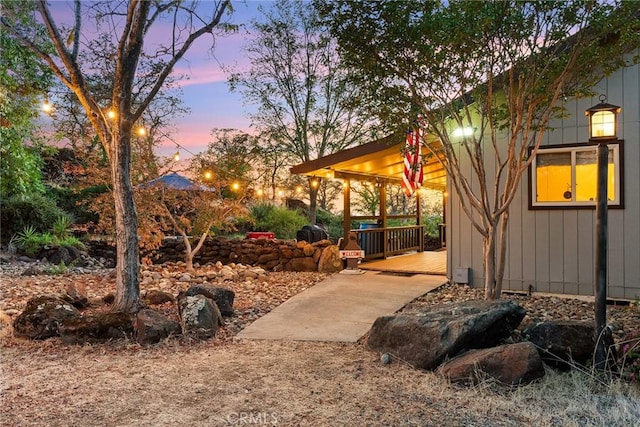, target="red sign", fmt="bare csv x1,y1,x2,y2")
340,250,365,259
